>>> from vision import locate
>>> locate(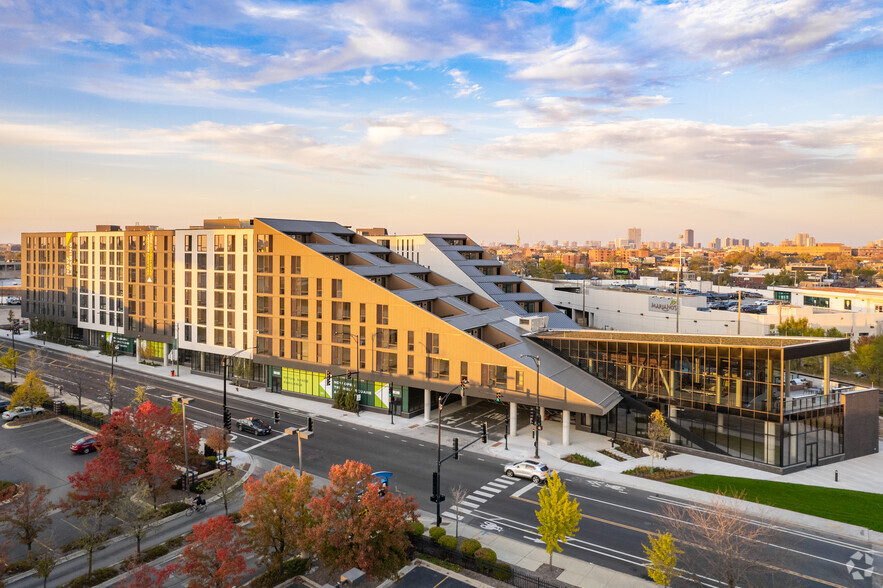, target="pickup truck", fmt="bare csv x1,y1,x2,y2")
2,406,45,420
